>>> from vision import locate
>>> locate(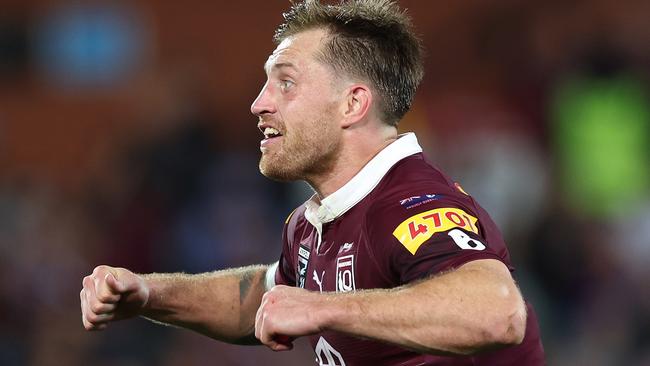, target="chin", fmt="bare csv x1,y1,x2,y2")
259,160,301,182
